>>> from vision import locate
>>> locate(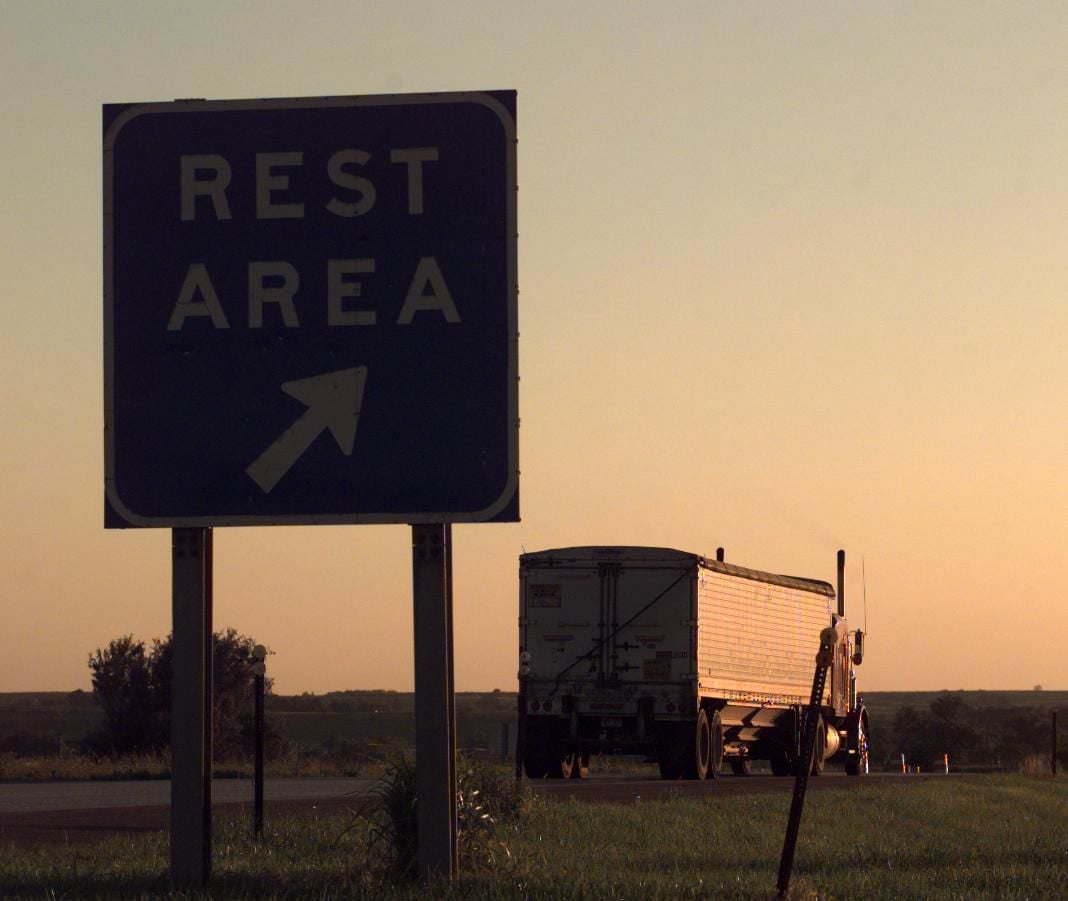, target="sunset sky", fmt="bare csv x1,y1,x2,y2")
3,2,1067,696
